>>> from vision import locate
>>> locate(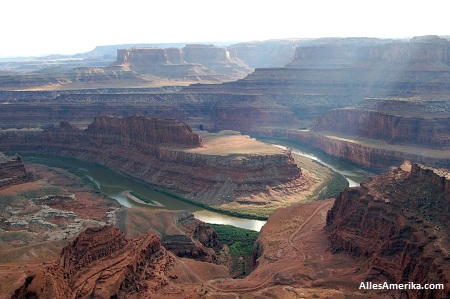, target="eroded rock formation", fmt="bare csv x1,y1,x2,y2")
0,116,301,206
12,226,177,298
326,162,450,299
159,211,222,262
3,37,450,173
0,153,33,189
110,44,253,81
313,99,450,148
285,129,450,171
